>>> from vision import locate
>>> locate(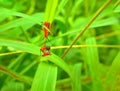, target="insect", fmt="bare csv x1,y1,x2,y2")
40,21,51,56
43,21,50,39
40,46,50,56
